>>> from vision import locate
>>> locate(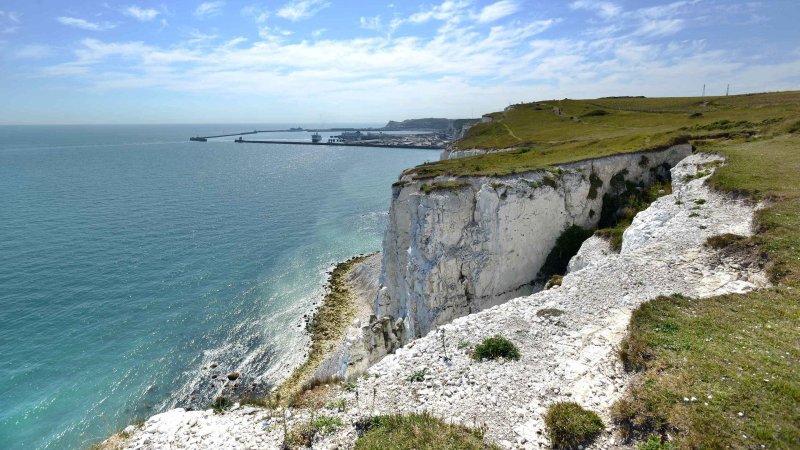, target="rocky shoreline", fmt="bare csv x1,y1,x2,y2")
108,153,768,449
